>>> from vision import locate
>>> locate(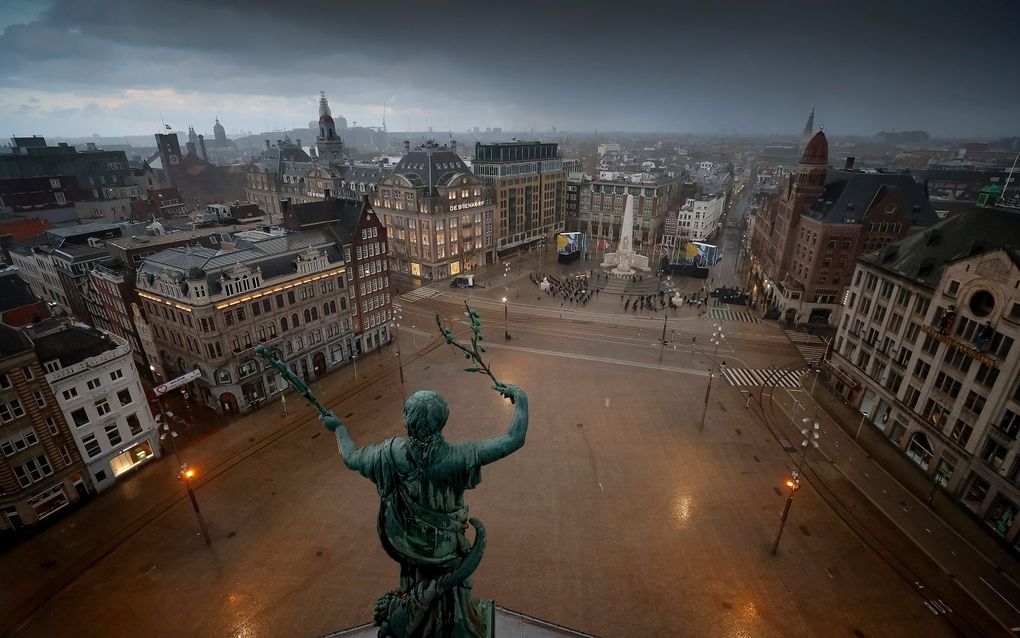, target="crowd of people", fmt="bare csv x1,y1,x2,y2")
531,272,601,306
